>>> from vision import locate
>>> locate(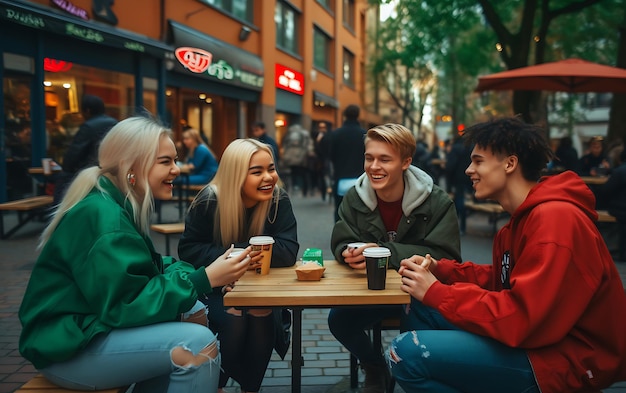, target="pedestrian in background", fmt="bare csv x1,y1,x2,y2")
445,133,472,235
174,128,218,185
251,121,280,164
552,135,579,173
330,123,461,393
312,121,331,201
179,138,299,393
281,124,314,196
329,104,366,221
578,135,610,176
390,117,626,393
19,116,251,393
53,95,117,204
